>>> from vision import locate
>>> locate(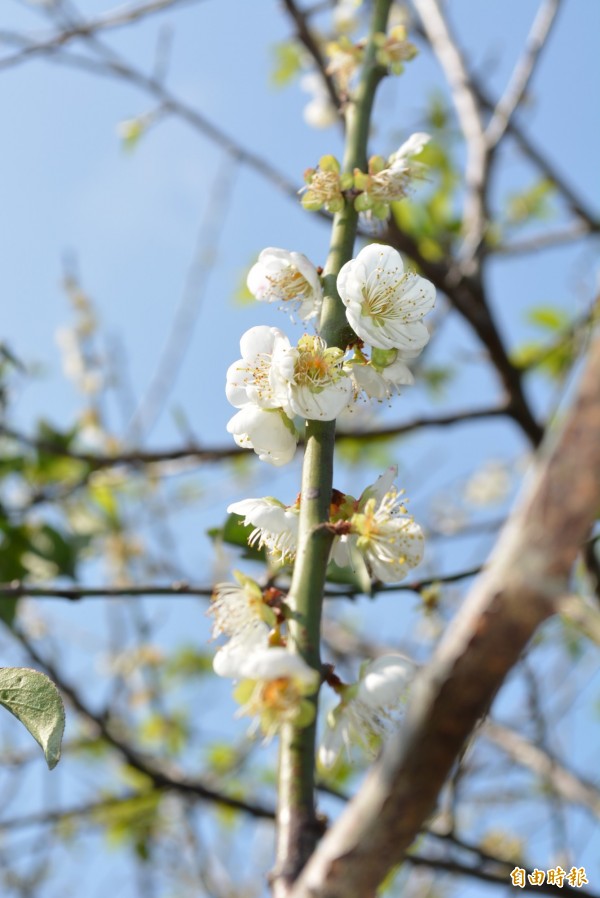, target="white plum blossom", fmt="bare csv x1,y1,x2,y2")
353,134,429,219
374,132,431,200
349,484,424,583
227,406,298,466
351,352,414,401
247,248,323,321
208,572,276,641
227,468,424,585
228,496,300,562
300,73,338,130
209,572,276,679
213,627,270,678
332,0,362,33
272,334,354,421
226,325,291,411
234,648,320,739
319,654,416,769
358,654,415,706
337,244,435,352
331,467,424,583
225,326,300,465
